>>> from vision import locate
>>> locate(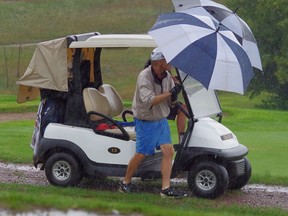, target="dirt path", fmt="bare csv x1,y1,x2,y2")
0,112,36,122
